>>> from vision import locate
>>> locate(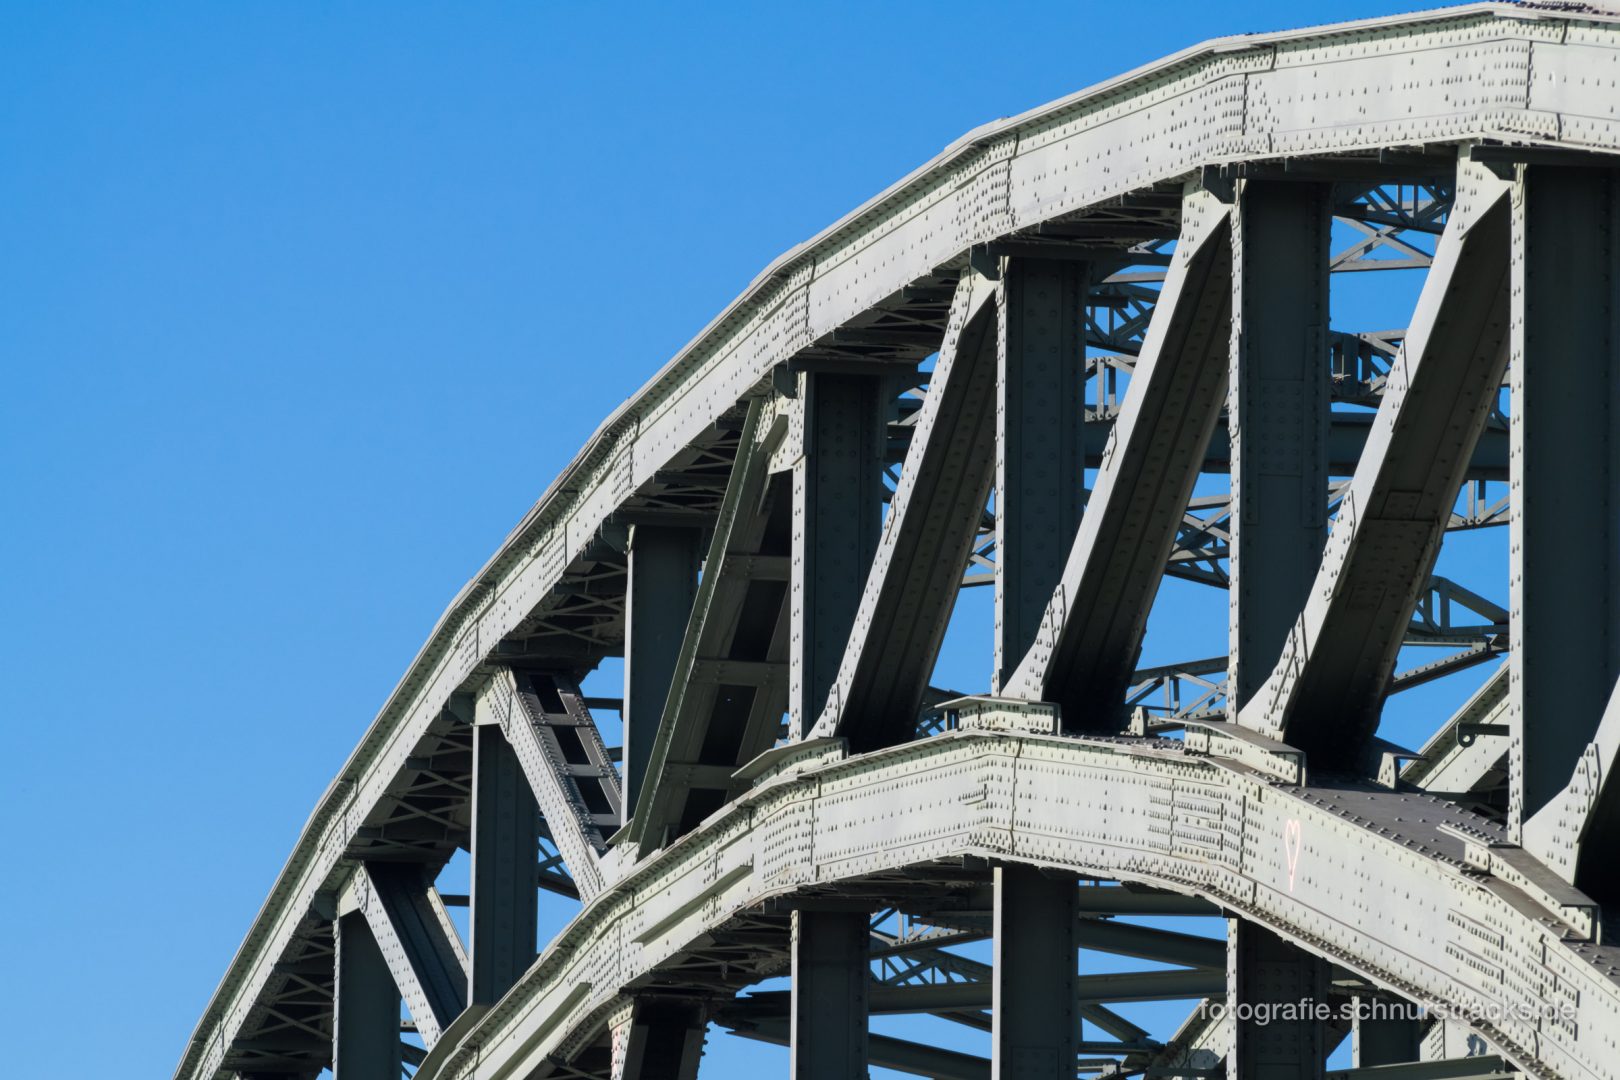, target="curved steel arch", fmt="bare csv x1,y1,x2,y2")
417,728,1620,1080
178,6,1620,1080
